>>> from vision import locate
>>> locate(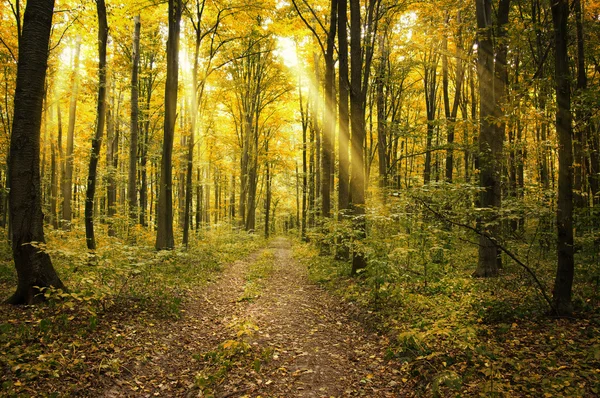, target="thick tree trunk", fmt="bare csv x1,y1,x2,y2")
337,0,351,259
156,0,181,250
474,0,500,277
128,15,141,223
551,0,574,316
8,0,65,304
338,0,350,216
84,0,108,250
62,36,81,230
